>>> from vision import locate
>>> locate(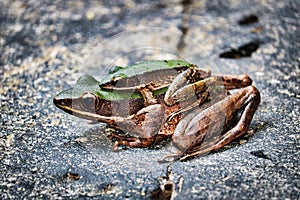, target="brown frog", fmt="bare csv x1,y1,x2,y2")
53,60,260,161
